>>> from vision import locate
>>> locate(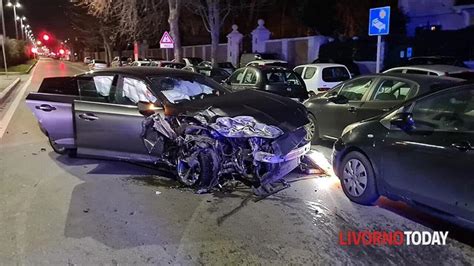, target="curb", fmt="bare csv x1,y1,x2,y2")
0,60,38,75
0,77,21,104
25,60,38,74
